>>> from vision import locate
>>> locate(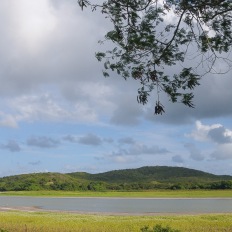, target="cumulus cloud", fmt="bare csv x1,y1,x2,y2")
189,121,228,142
0,93,99,127
188,121,232,161
208,126,232,144
211,144,232,160
189,121,232,144
0,140,21,152
184,143,205,161
27,136,60,148
78,133,102,146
